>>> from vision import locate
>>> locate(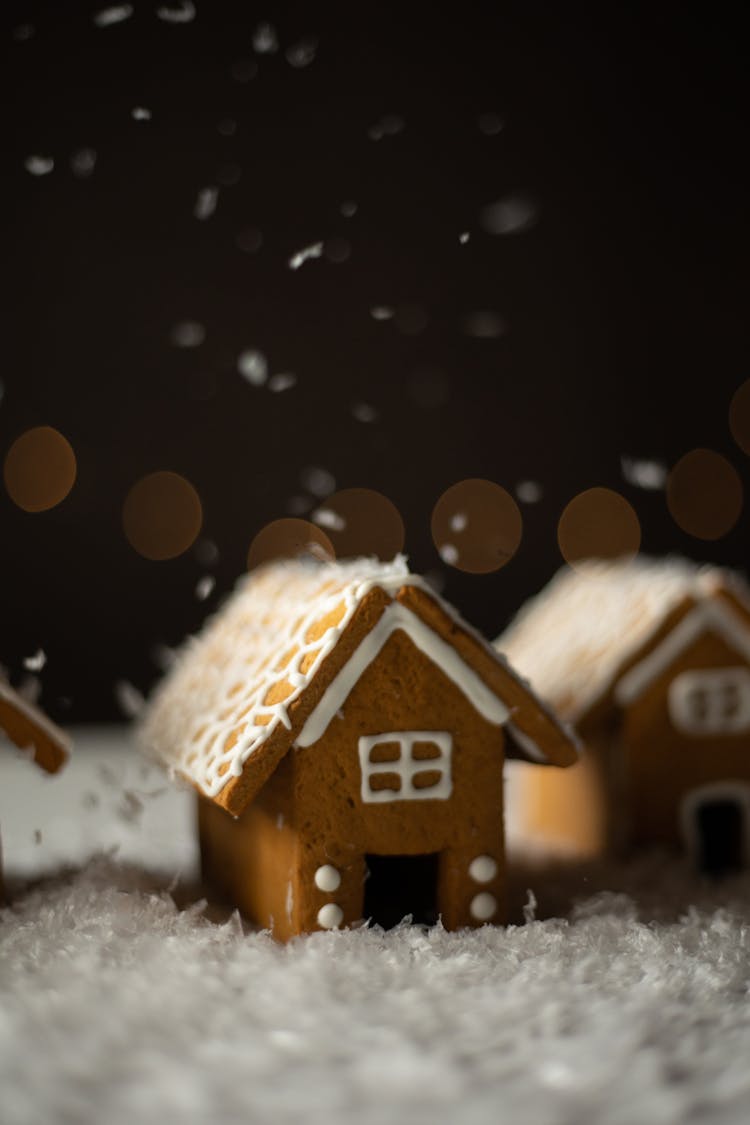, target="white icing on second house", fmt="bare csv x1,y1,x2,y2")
668,667,750,736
